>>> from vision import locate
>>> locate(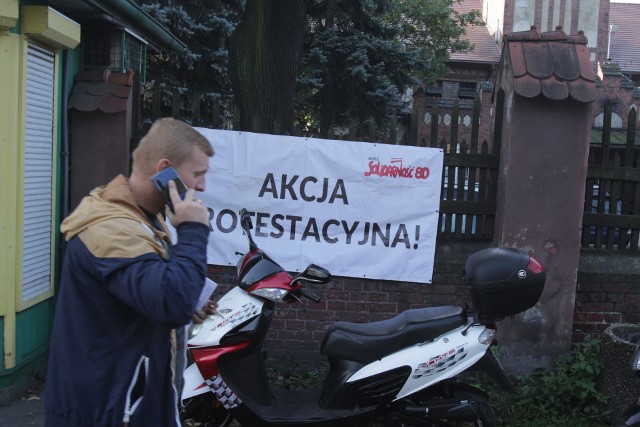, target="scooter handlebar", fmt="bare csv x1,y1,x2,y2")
298,286,322,303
